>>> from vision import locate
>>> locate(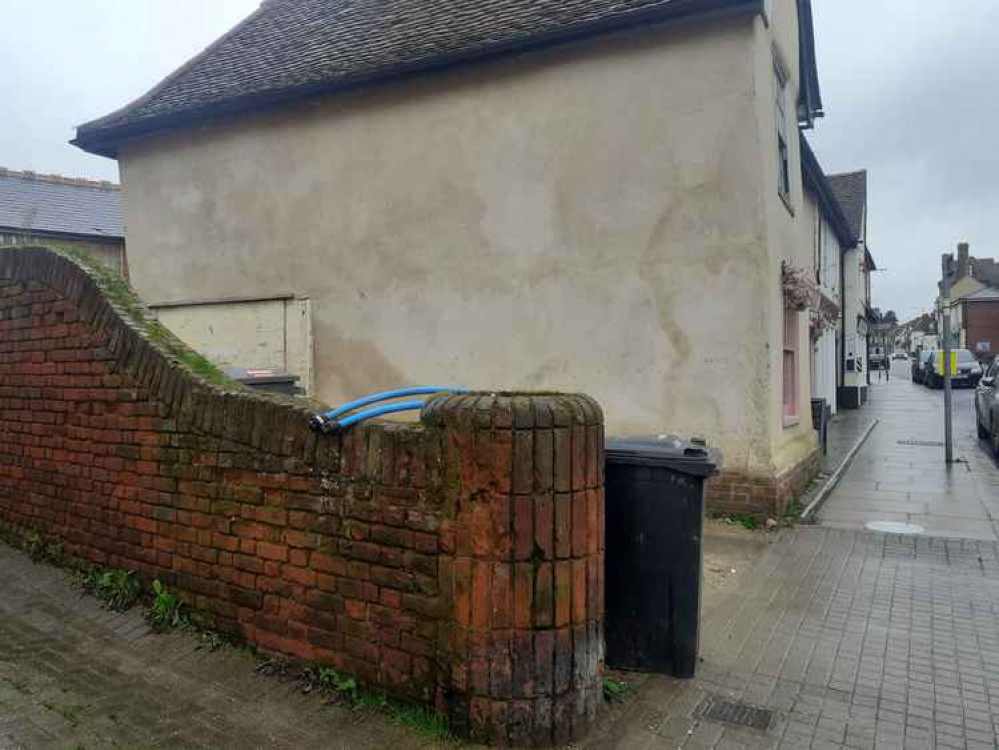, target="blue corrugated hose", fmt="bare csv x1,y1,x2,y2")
309,386,467,434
